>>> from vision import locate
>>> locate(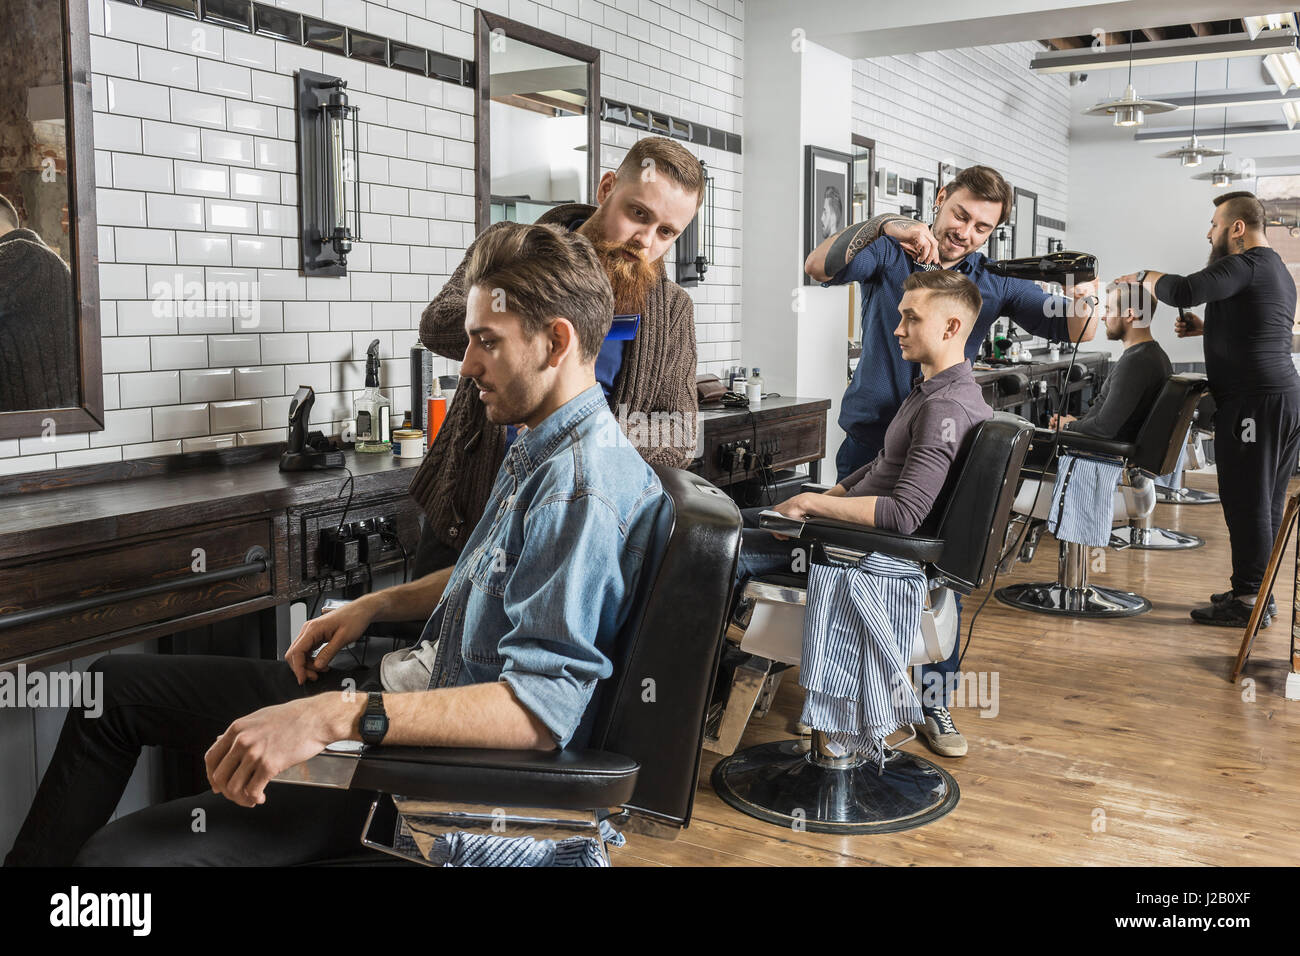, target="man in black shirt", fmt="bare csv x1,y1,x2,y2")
1119,191,1300,626
1050,281,1171,442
